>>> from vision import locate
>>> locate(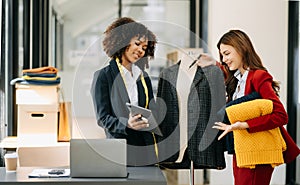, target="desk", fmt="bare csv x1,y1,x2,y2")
0,166,167,185
0,137,70,167
0,137,69,148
